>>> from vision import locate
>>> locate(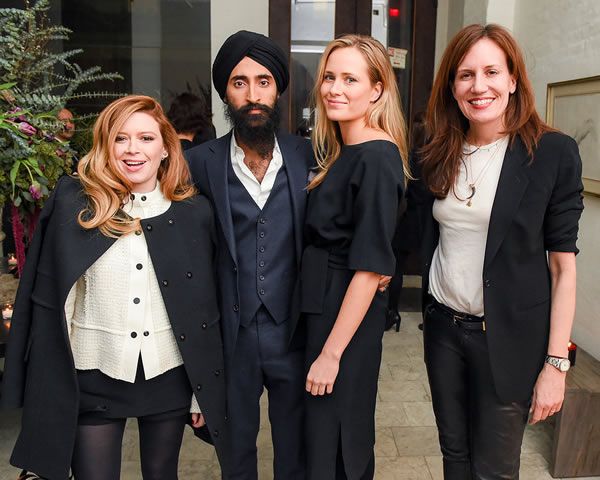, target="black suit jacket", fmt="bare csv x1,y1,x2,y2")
1,176,228,479
421,132,584,402
185,132,314,366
